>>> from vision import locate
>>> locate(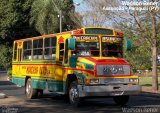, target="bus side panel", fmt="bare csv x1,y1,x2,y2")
31,78,46,90
12,63,26,87
13,62,65,92
12,76,25,87
48,80,64,92
48,65,64,92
